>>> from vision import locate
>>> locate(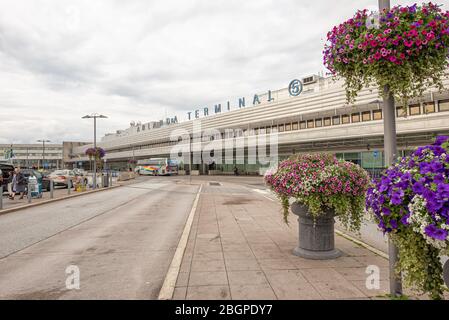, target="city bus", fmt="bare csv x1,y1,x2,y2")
135,158,179,176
